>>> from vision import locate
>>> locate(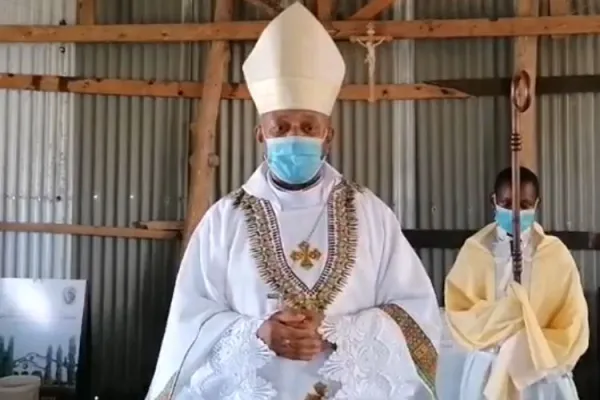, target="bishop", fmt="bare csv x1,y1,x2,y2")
146,3,441,399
